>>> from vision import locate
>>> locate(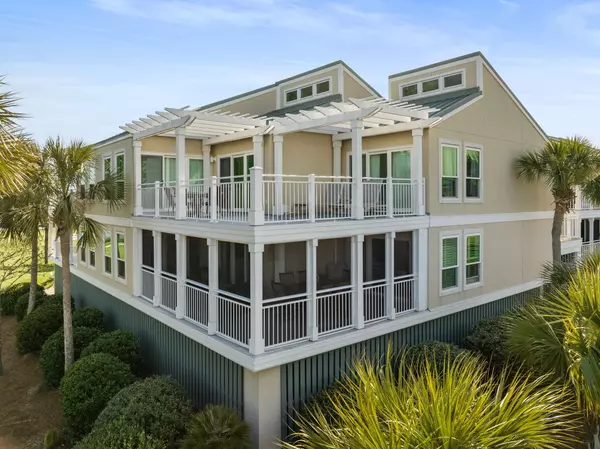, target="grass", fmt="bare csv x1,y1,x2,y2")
0,235,54,290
